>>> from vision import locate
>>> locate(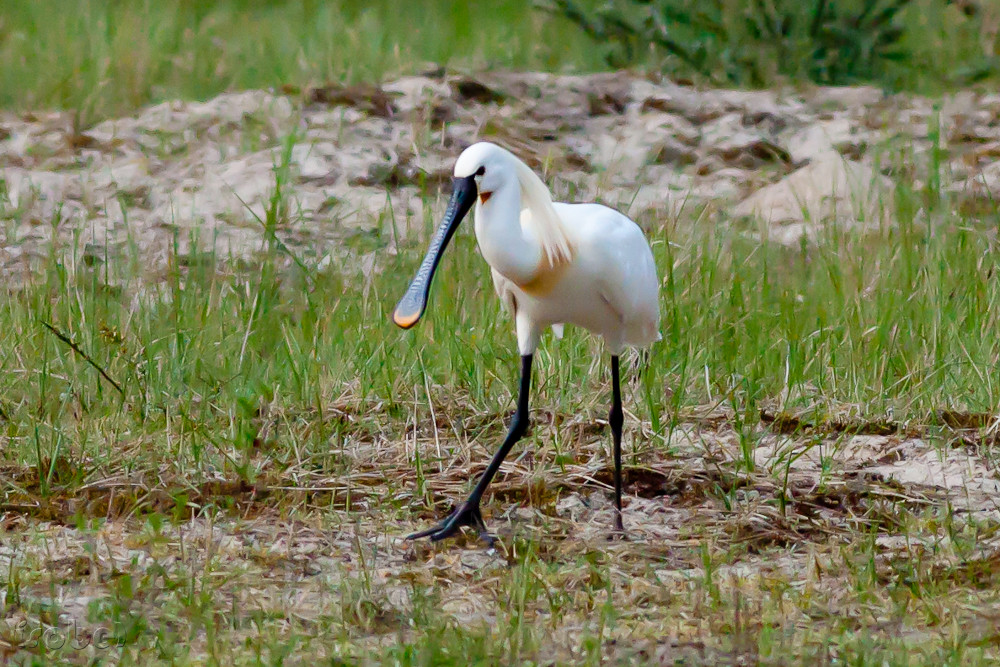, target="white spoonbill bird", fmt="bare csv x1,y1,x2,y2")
393,141,660,543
